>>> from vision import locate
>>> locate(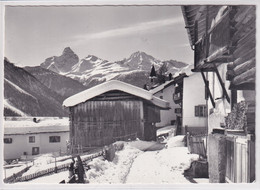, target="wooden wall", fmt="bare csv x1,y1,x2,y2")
227,6,256,90
70,99,143,152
